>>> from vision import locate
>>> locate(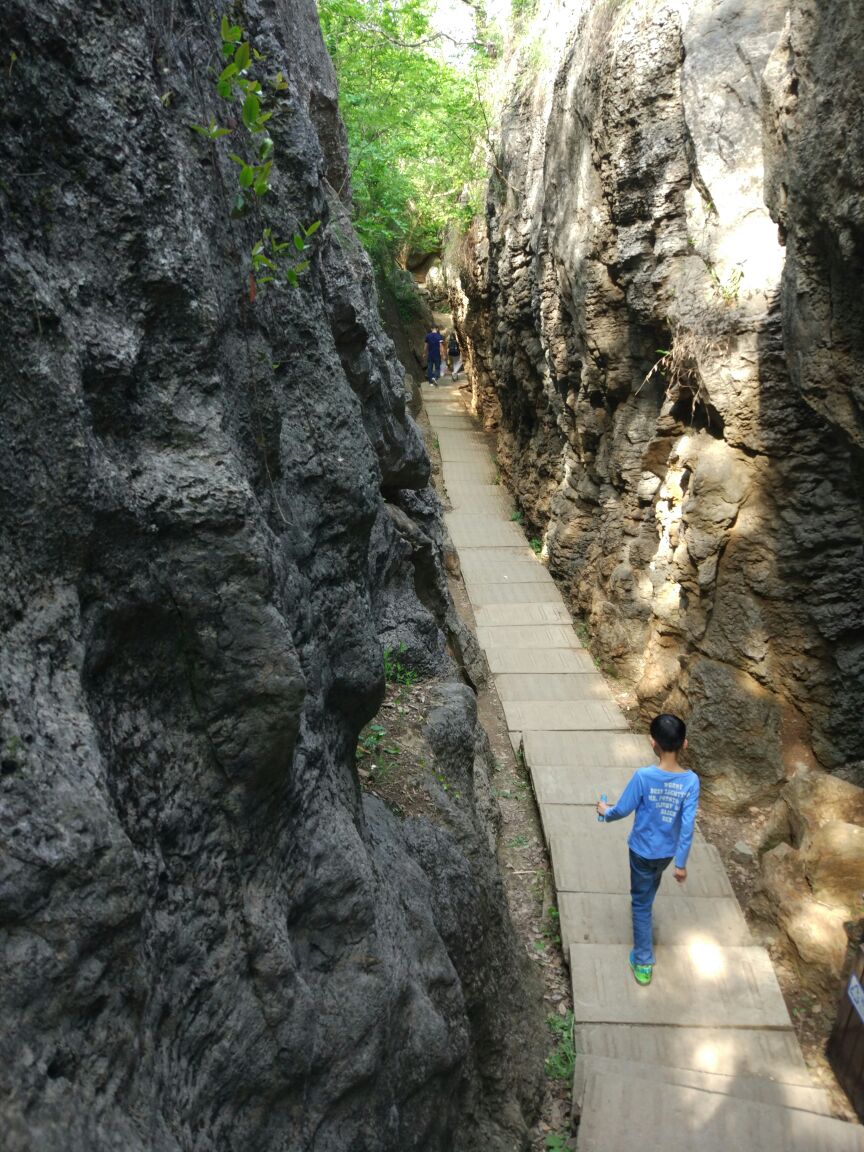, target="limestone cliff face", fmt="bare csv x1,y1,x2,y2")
450,0,864,999
451,0,864,811
0,2,541,1148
